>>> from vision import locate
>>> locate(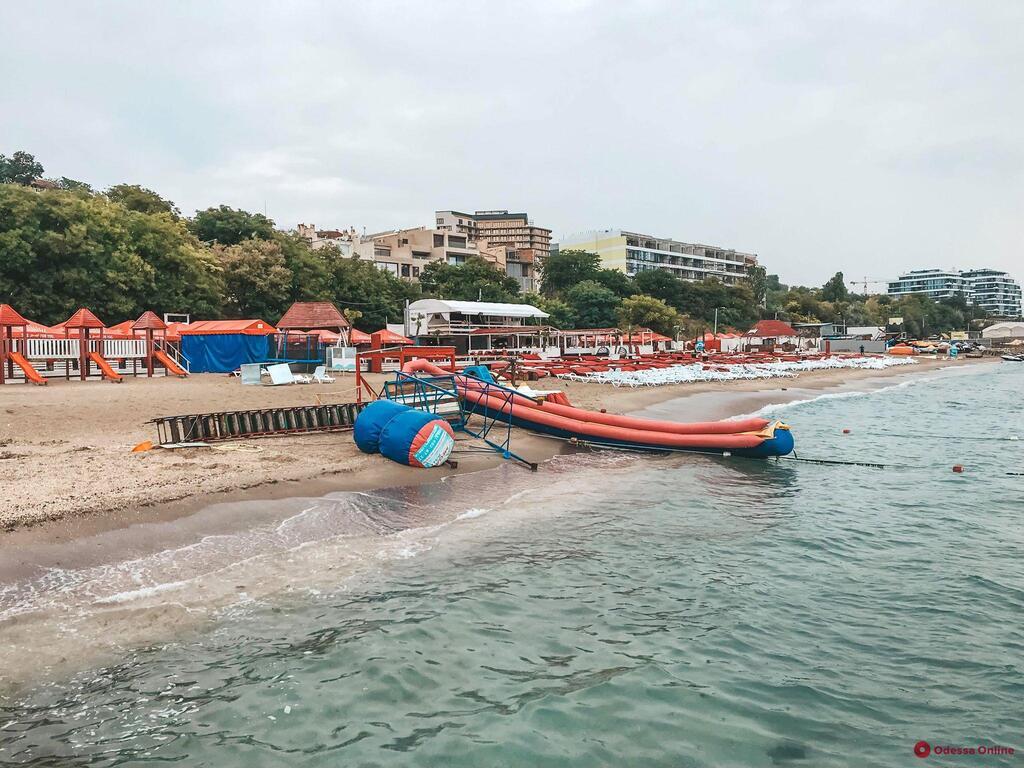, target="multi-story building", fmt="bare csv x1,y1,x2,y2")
296,223,358,254
962,269,1022,317
887,268,1021,317
554,229,757,285
359,227,505,282
886,269,970,301
435,210,551,293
